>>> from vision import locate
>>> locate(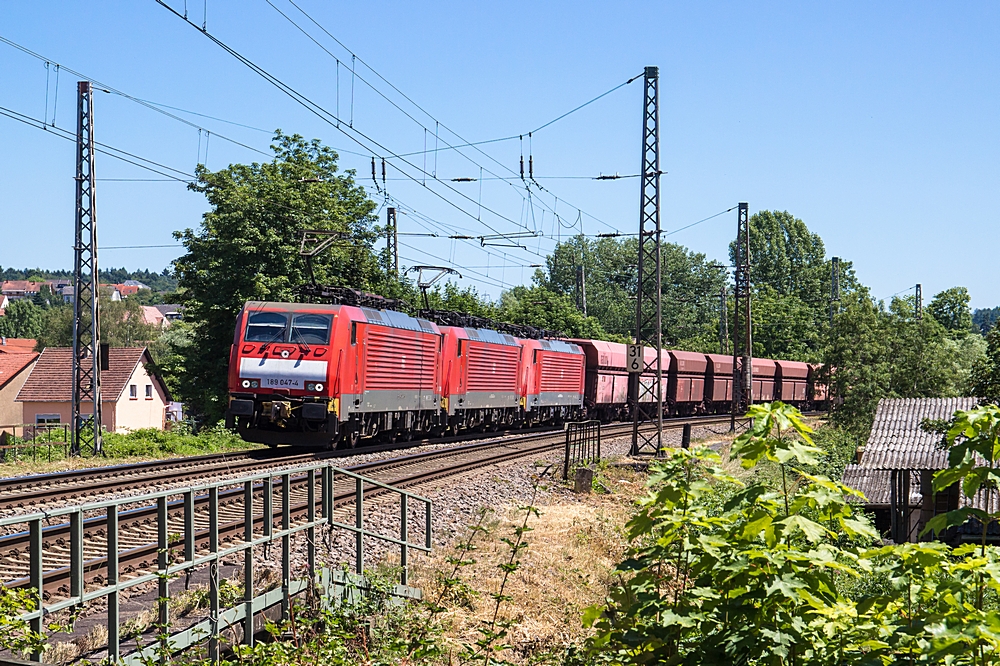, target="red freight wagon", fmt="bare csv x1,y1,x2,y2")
667,350,707,414
751,358,778,402
520,338,585,423
637,347,670,405
440,326,522,432
570,339,630,421
705,354,734,411
809,363,830,407
776,360,809,405
227,302,442,448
